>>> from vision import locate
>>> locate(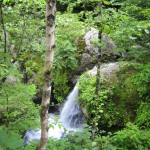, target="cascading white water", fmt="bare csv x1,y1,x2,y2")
23,84,84,146
23,114,65,146
60,84,84,129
